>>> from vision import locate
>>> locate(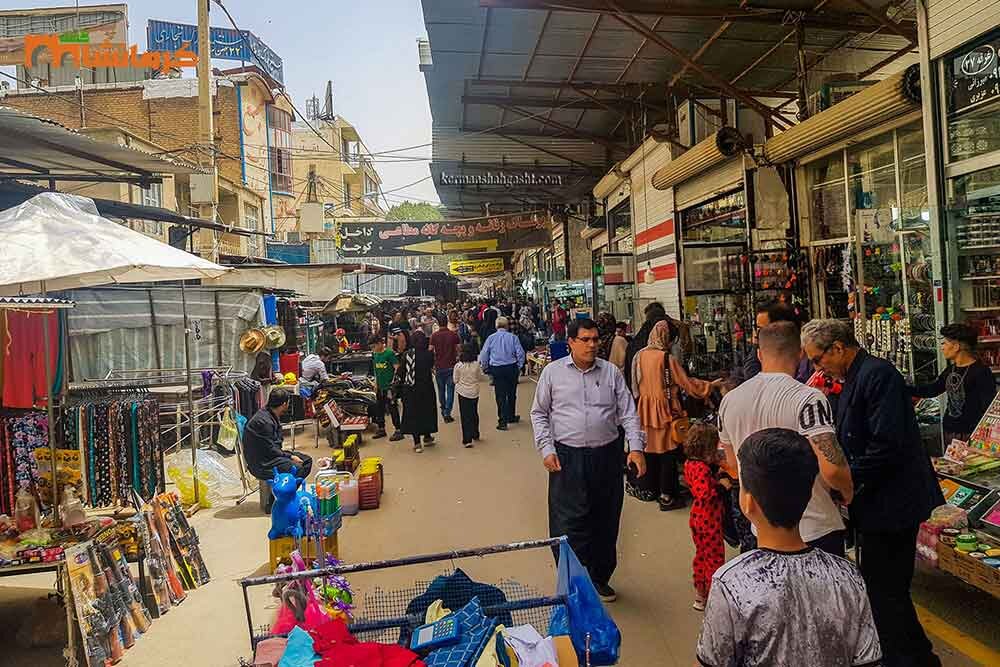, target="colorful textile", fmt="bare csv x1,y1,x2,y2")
2,310,60,409
311,619,426,667
424,597,497,667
